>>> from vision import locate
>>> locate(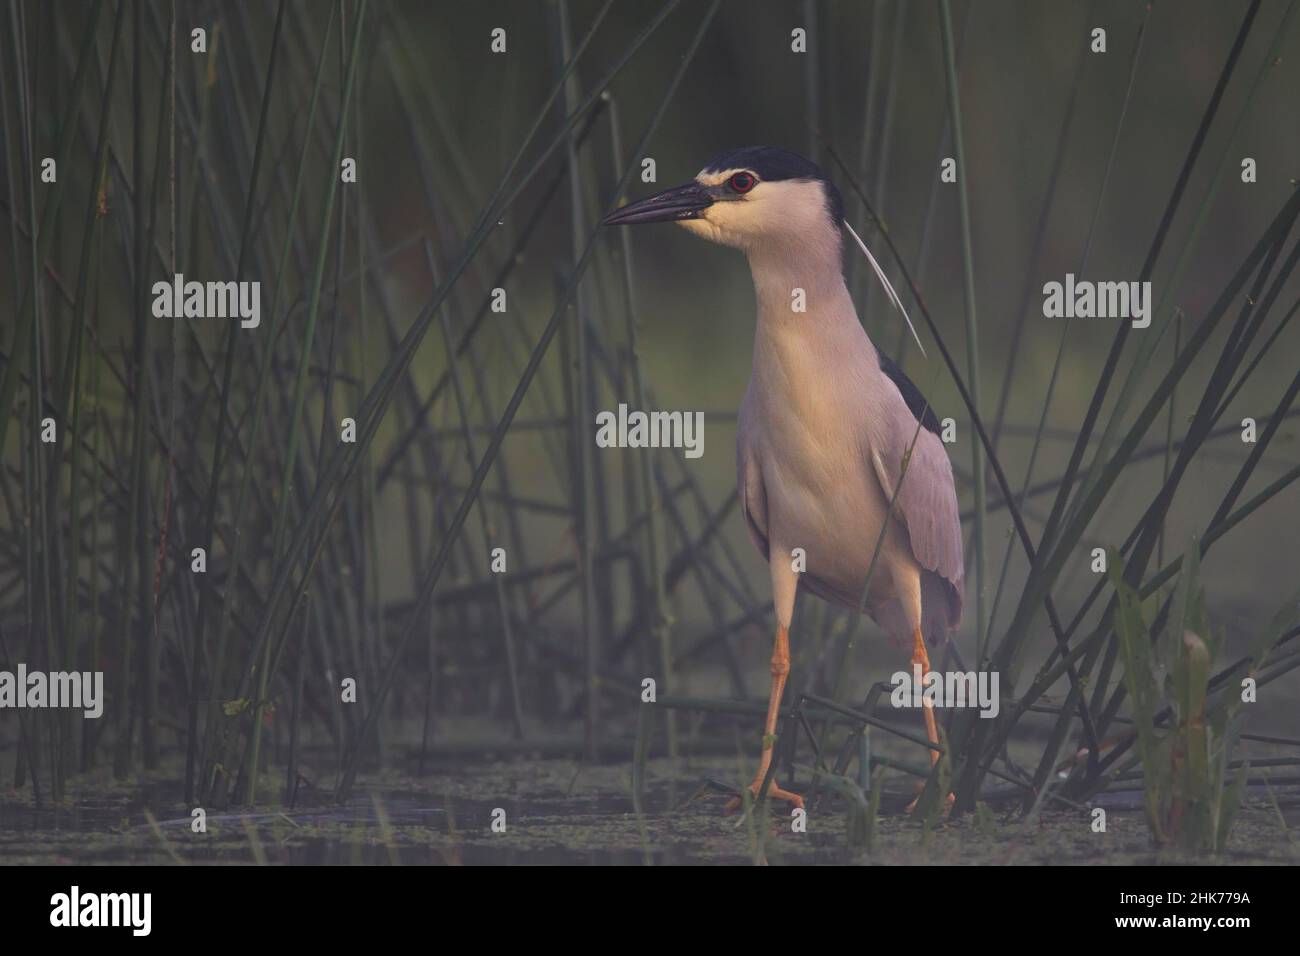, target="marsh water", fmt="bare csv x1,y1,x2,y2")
2,750,1296,865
